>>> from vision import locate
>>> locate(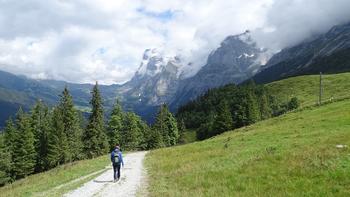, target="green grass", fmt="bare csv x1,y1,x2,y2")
266,72,350,107
0,155,110,197
146,99,350,196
